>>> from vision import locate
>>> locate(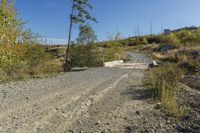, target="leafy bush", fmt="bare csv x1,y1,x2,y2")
0,44,61,81
0,44,27,79
0,0,62,81
24,44,52,75
176,29,200,45
69,44,103,68
103,47,125,62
